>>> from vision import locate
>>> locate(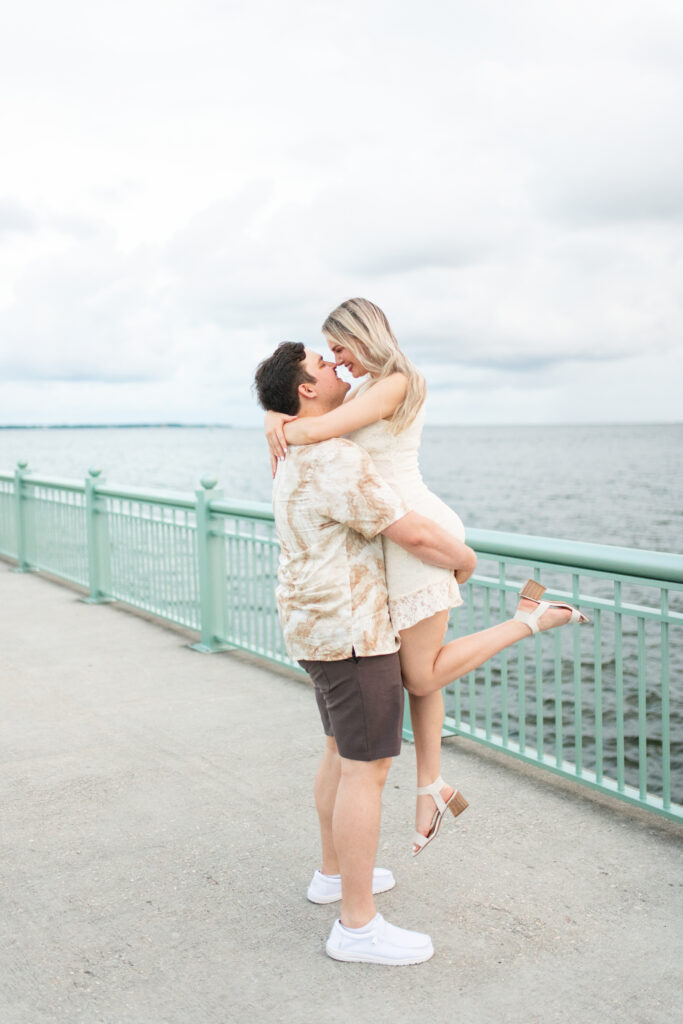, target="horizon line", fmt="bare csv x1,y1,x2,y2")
1,420,682,431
